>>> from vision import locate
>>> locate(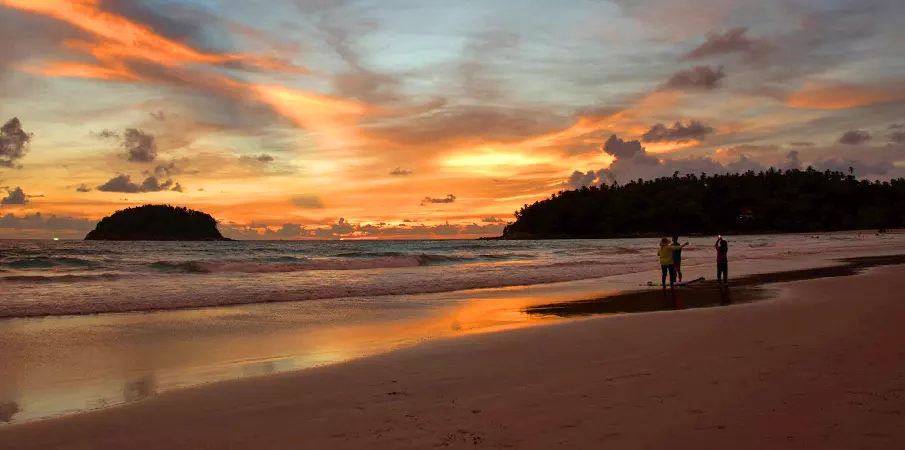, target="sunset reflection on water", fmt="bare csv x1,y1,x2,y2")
0,286,566,423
